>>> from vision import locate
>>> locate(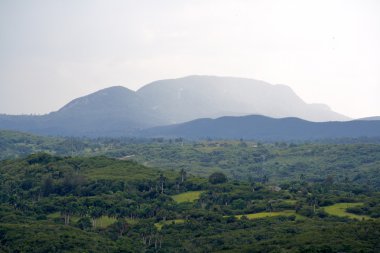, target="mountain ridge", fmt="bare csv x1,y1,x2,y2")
0,75,353,137
137,75,349,123
141,114,380,141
